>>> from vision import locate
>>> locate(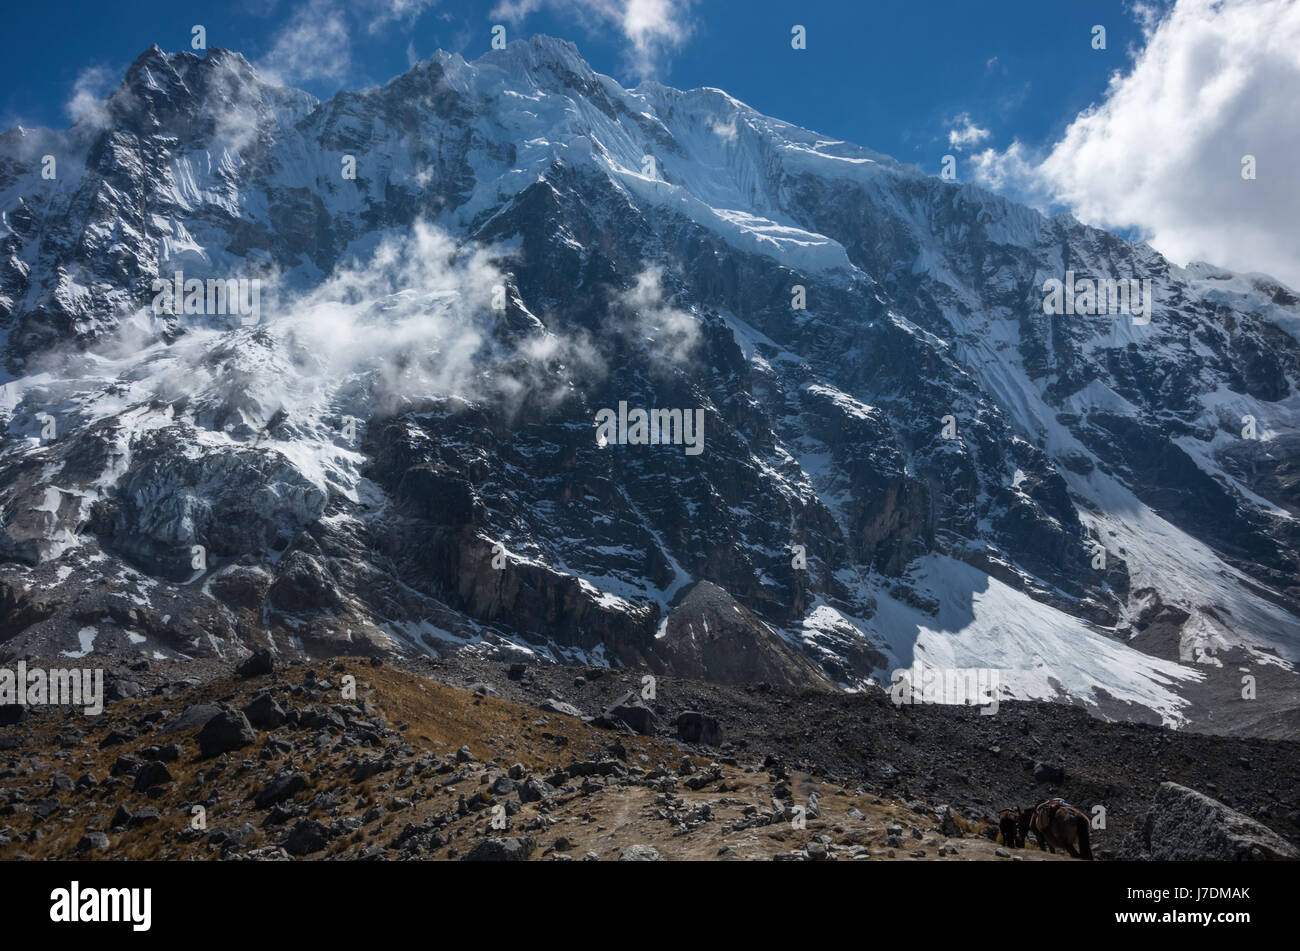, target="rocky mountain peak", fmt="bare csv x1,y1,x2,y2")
1,36,1298,738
